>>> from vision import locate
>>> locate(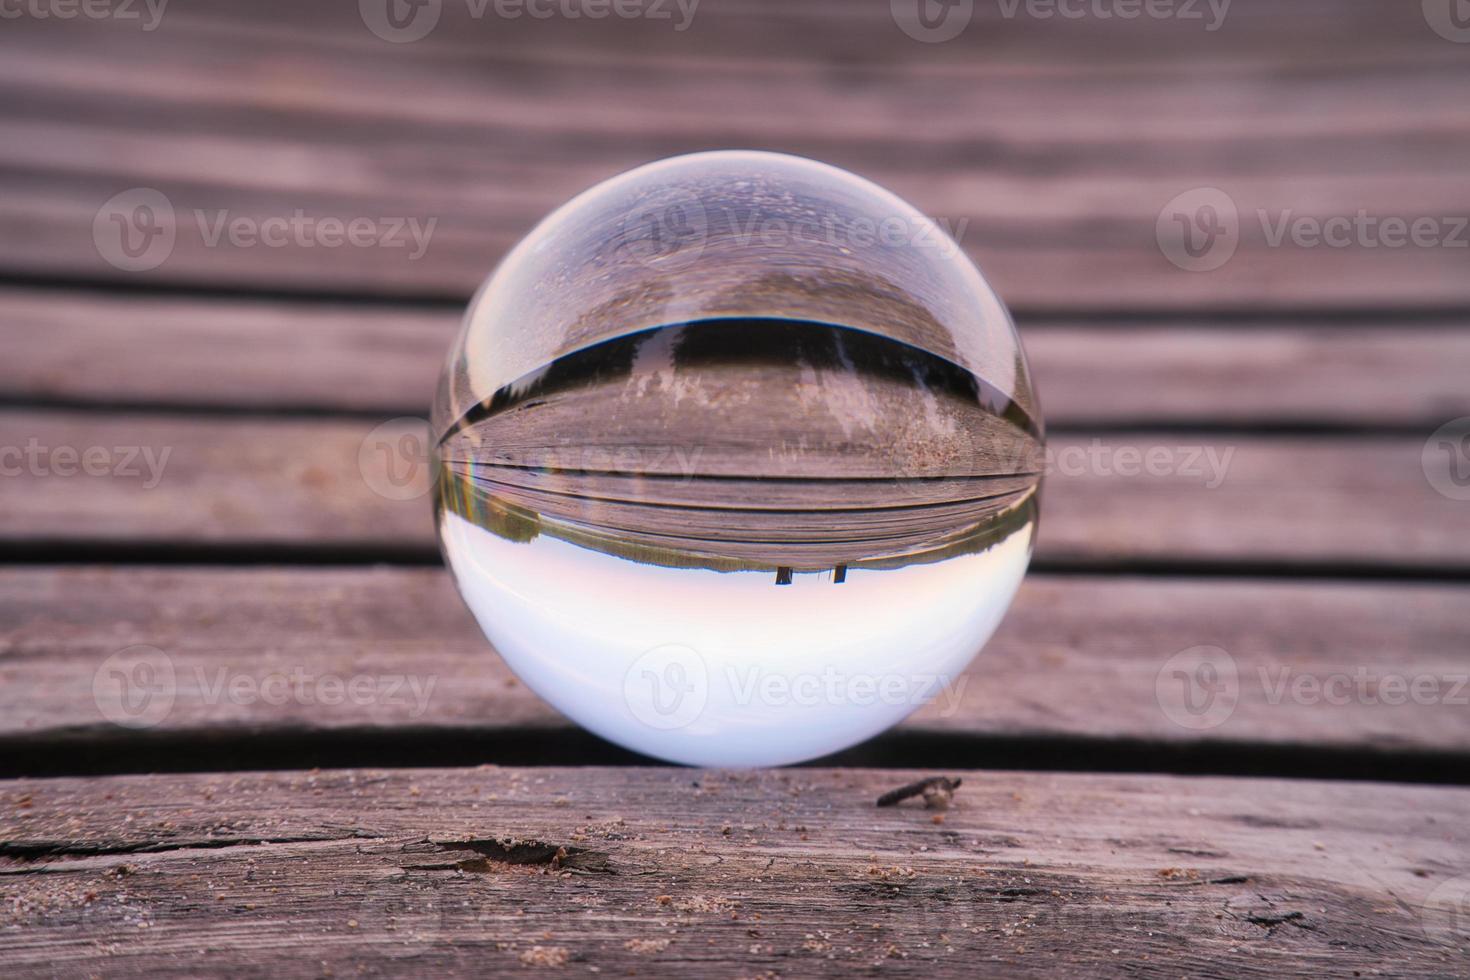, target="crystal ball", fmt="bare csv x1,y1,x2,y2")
433,151,1043,767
